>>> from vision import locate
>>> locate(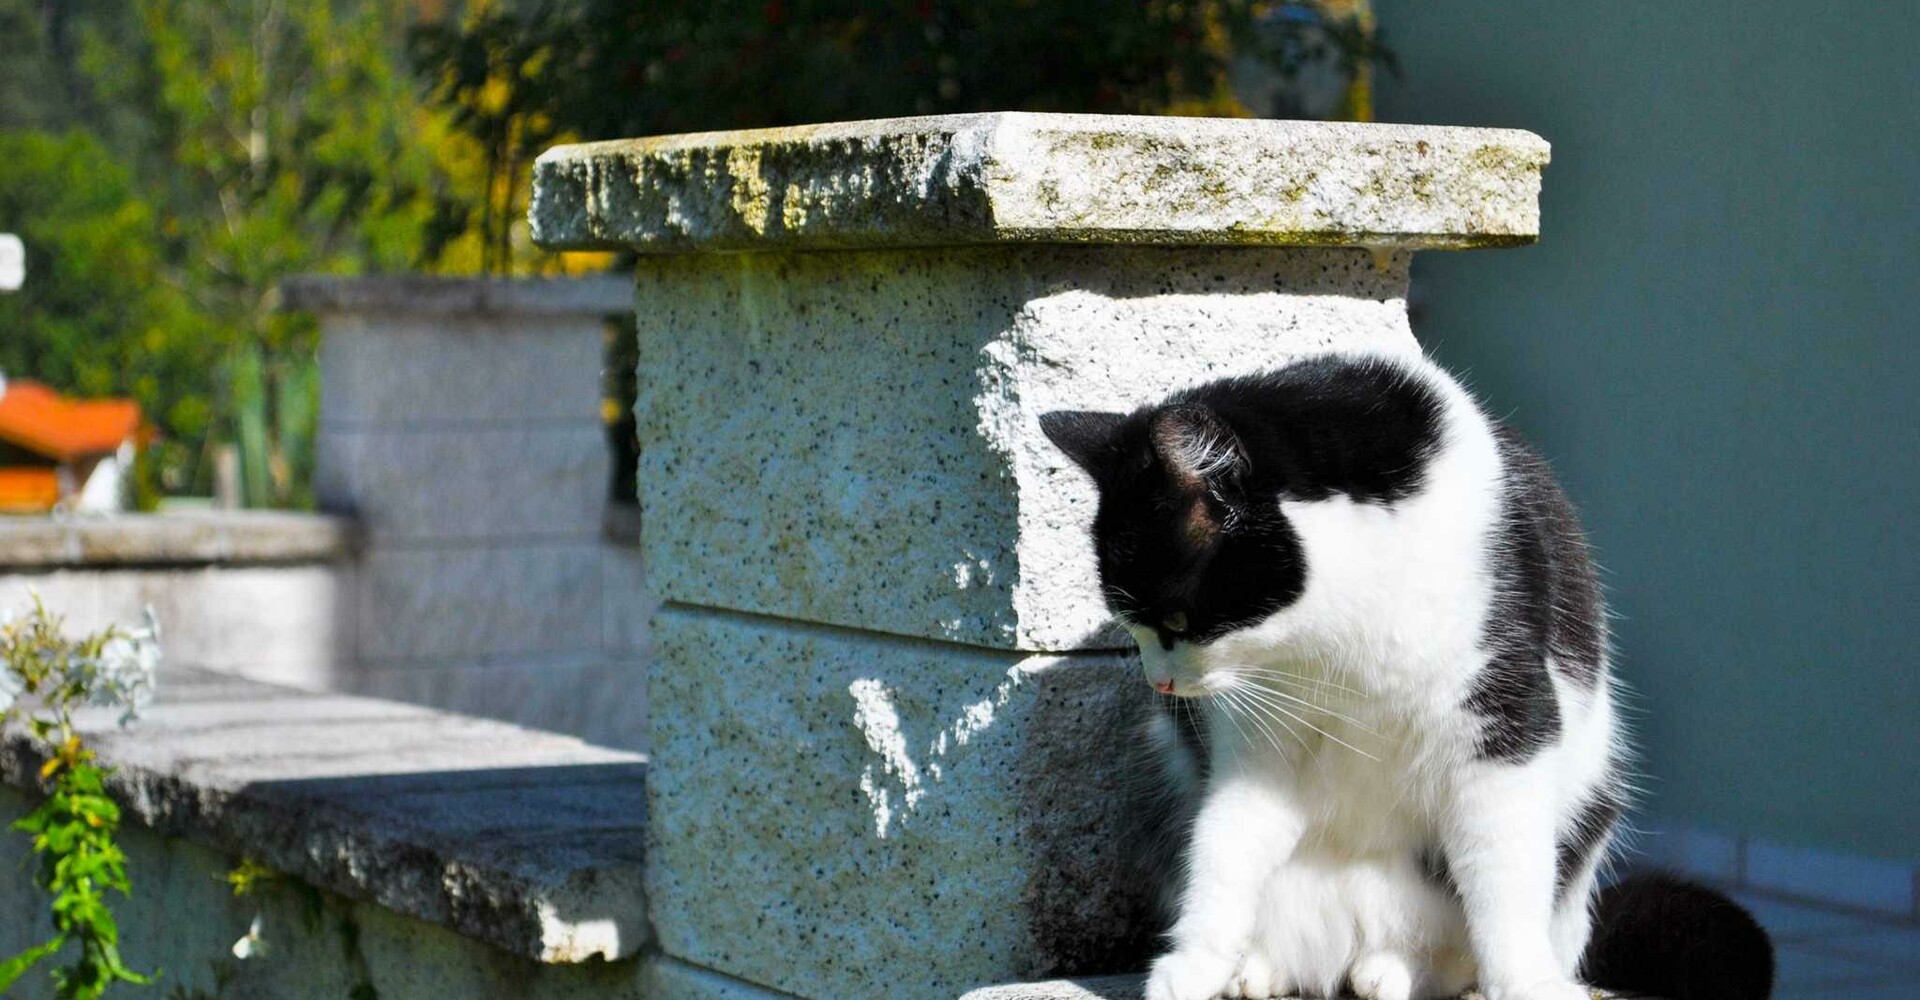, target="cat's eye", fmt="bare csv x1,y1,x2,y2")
1162,611,1189,634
